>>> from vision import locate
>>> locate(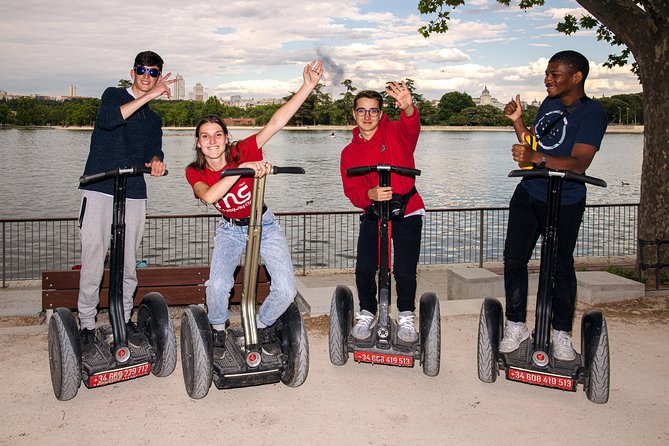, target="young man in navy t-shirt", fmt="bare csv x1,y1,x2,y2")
499,50,608,361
